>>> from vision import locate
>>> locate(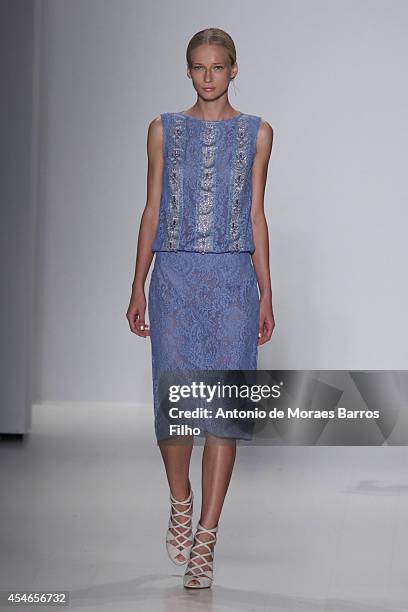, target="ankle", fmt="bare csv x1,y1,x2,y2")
198,520,218,530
